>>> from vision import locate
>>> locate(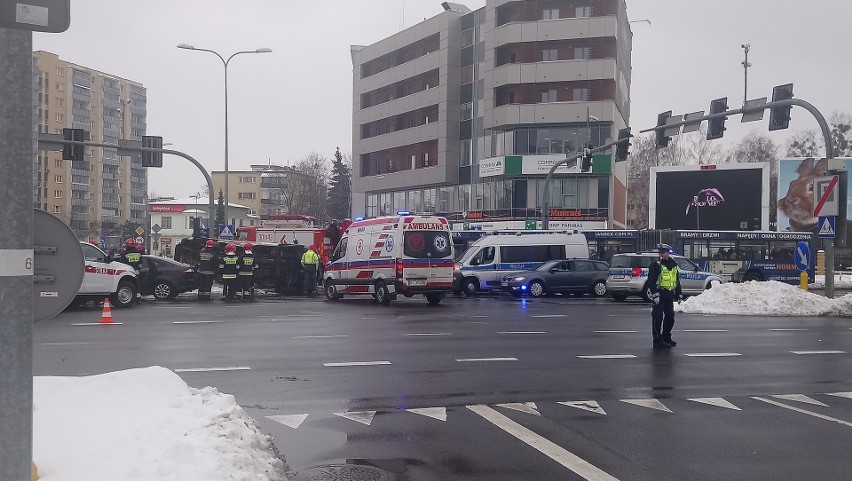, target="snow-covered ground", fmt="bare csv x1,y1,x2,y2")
34,367,287,481
810,274,852,289
676,281,852,316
